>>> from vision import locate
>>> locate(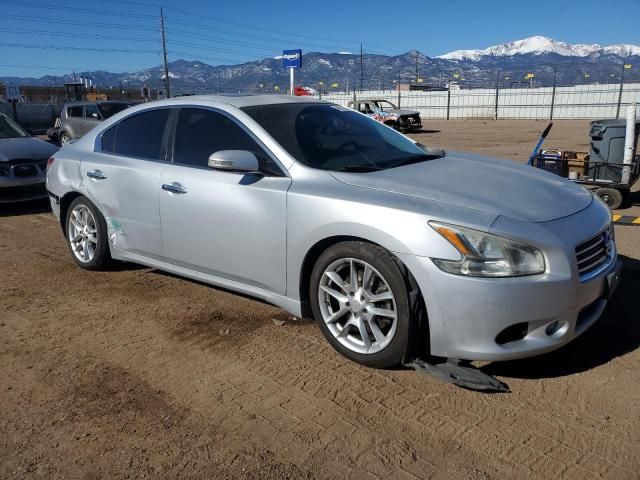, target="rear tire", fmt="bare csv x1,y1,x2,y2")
309,241,413,368
595,187,623,210
65,196,111,270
